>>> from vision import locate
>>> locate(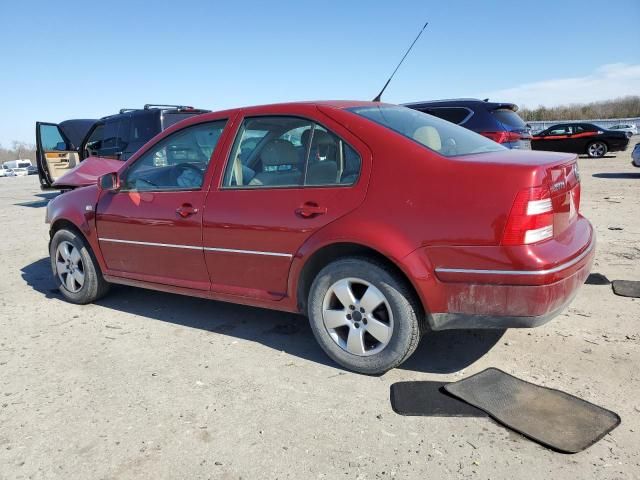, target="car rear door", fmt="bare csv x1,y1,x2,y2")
95,119,230,290
202,107,371,301
36,122,81,187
